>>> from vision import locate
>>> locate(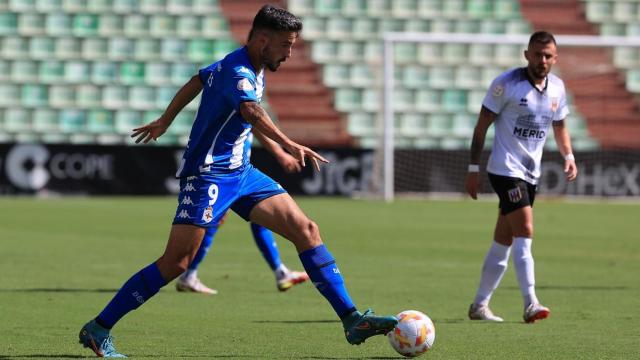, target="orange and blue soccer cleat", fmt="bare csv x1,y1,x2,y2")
79,320,127,358
344,309,398,345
